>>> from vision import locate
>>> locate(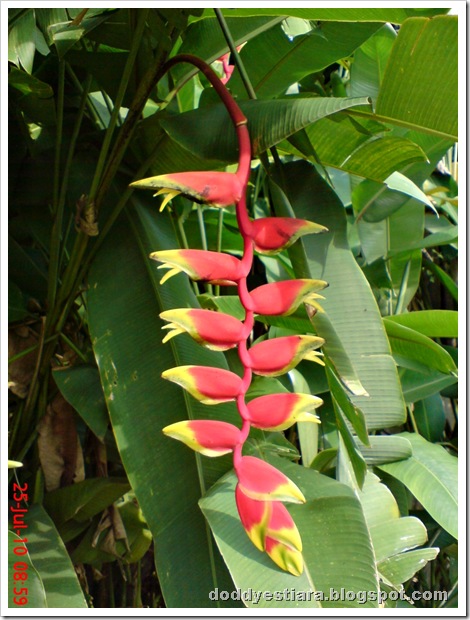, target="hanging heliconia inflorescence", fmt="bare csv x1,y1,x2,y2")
130,54,328,576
